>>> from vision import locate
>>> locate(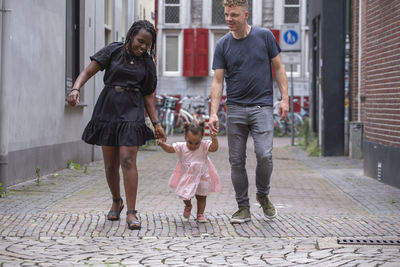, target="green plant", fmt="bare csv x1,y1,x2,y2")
35,167,41,185
84,165,88,174
139,139,158,151
0,183,7,198
67,160,81,170
298,117,311,148
306,133,321,157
